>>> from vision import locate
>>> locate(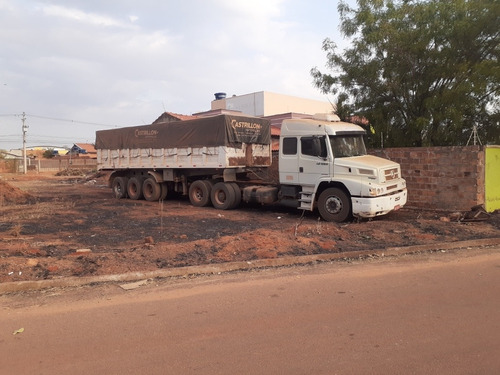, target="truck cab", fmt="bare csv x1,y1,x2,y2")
278,114,407,222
